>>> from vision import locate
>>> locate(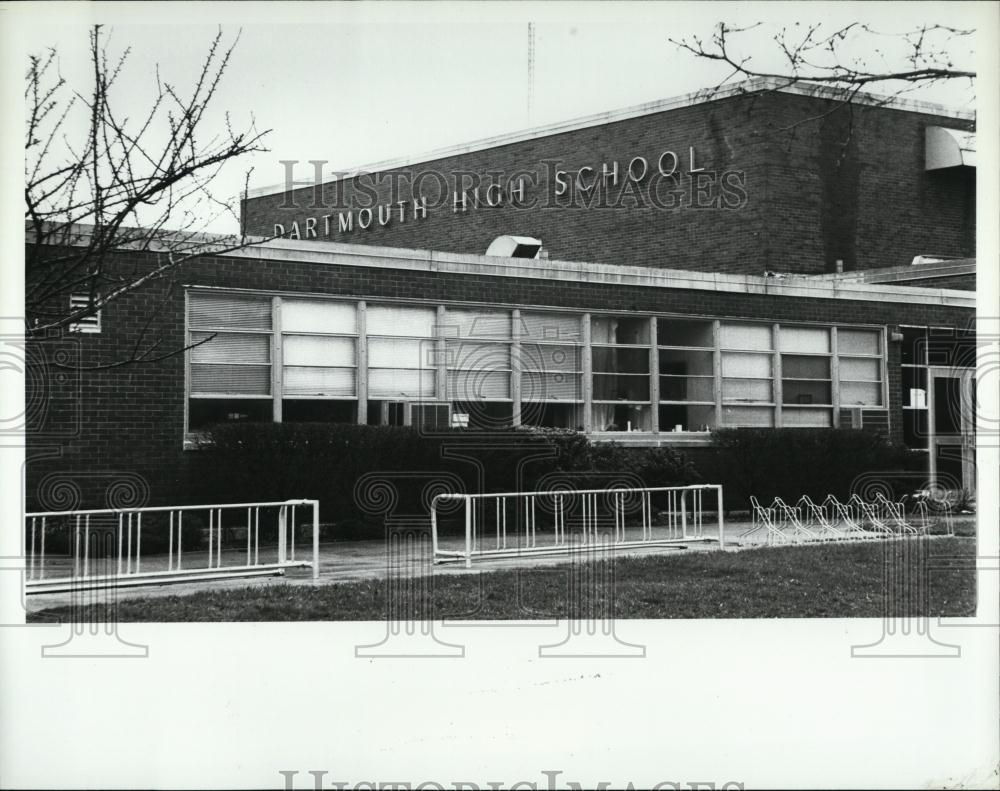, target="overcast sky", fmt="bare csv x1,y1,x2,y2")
3,1,989,233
